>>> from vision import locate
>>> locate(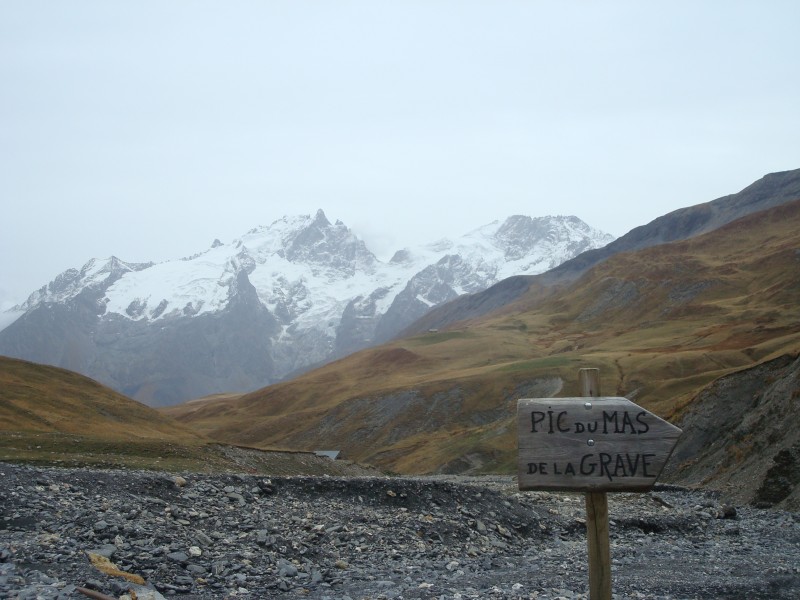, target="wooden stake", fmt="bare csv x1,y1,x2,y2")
580,368,612,600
